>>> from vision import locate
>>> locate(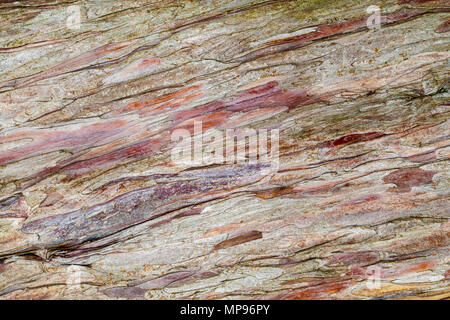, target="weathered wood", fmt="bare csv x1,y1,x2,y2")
0,0,449,299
